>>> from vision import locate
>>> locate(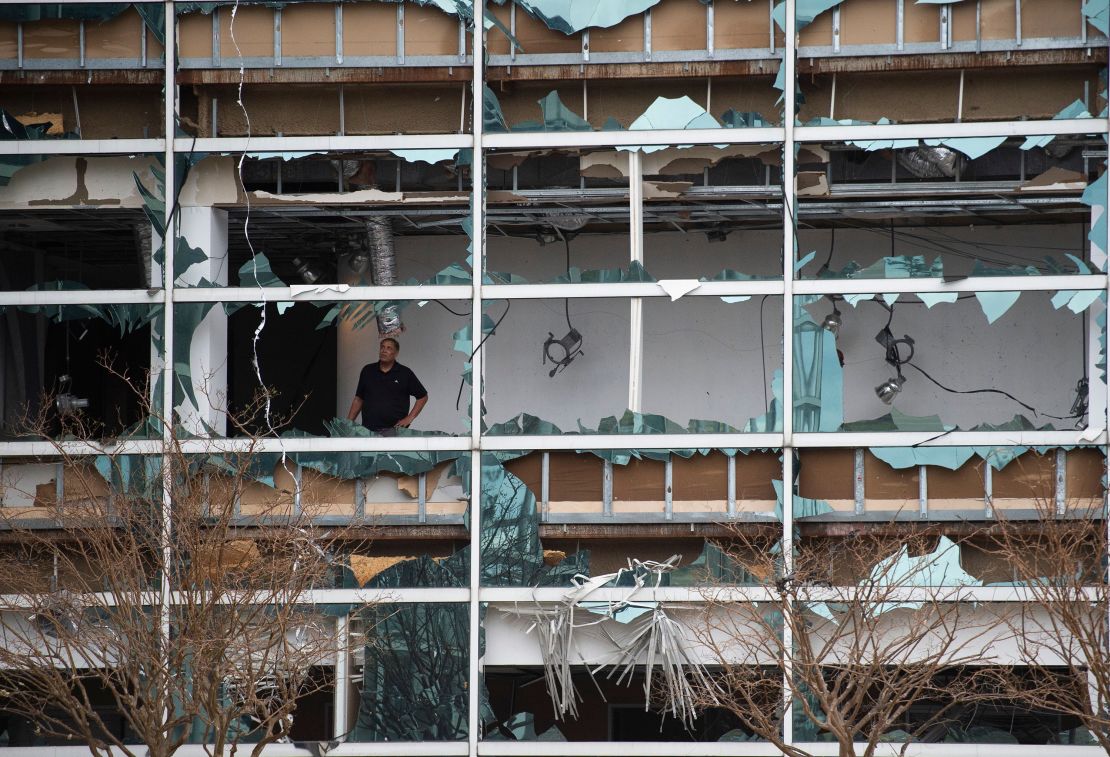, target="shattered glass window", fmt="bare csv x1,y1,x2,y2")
795,137,1107,280
794,290,1104,433
349,603,471,742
